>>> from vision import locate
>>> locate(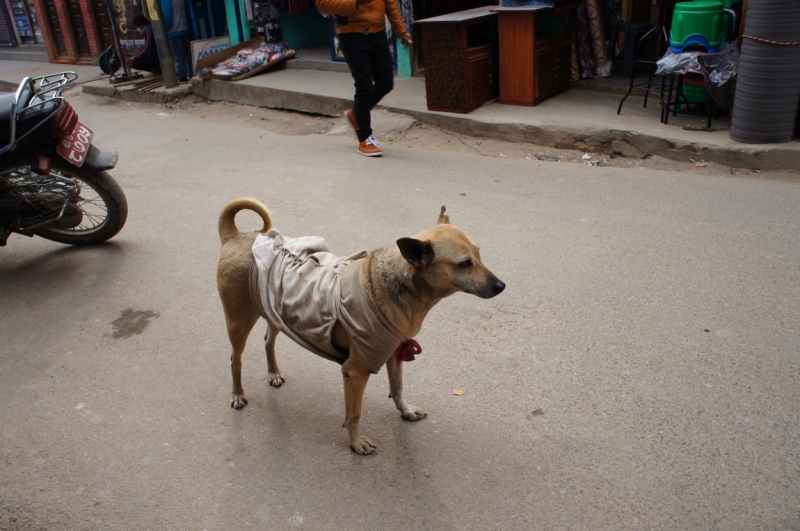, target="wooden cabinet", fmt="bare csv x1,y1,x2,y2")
492,5,577,106
468,52,496,106
535,39,572,99
416,7,499,114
